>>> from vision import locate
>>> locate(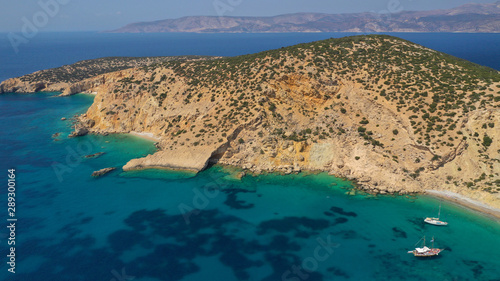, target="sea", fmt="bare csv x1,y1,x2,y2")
0,32,499,281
